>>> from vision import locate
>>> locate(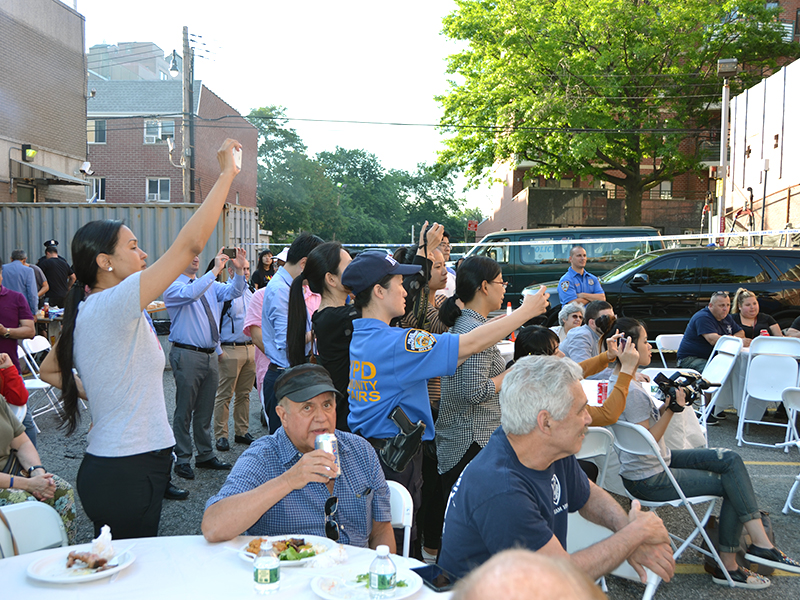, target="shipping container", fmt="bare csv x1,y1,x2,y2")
0,202,259,291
